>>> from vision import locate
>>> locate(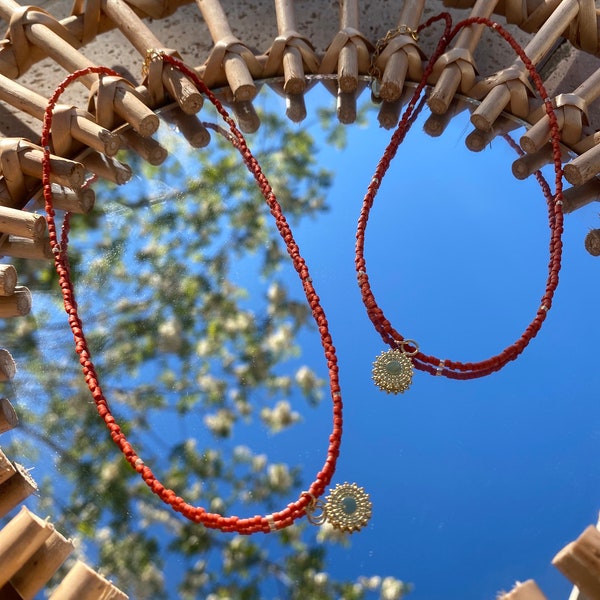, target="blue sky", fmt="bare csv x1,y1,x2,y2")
269,82,600,599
